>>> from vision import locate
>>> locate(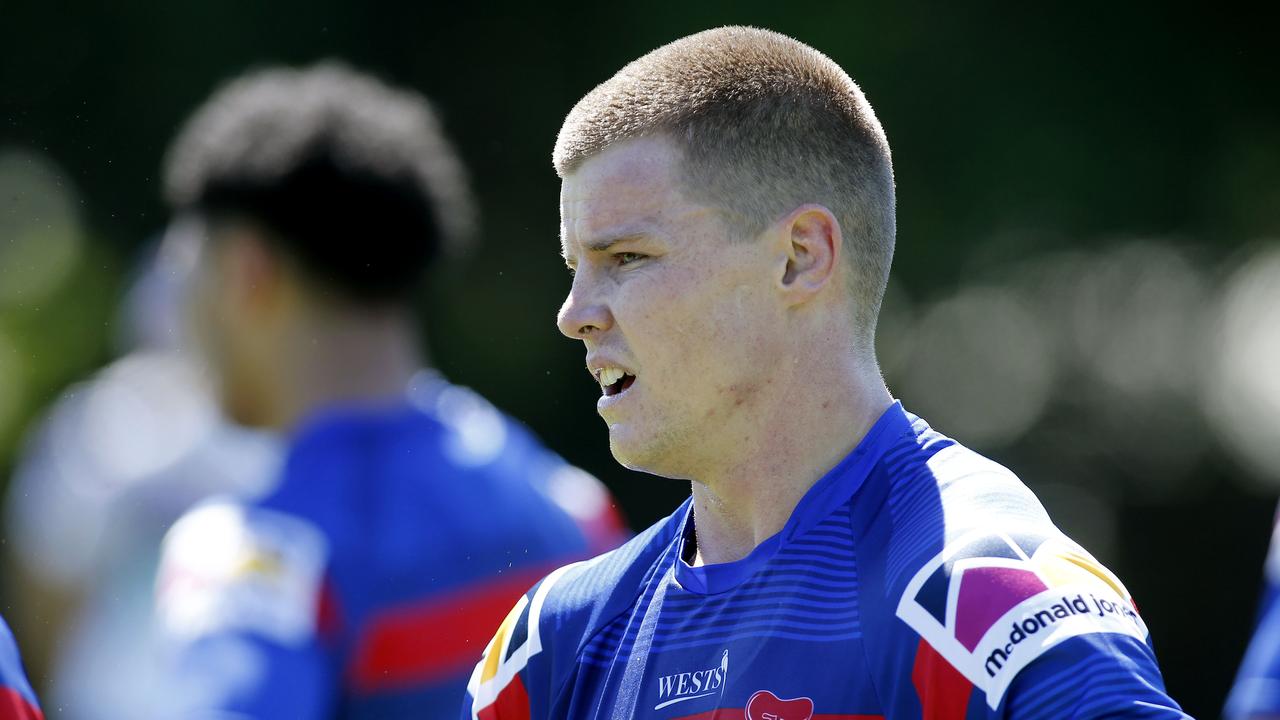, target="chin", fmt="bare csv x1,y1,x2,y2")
222,385,268,429
607,426,686,480
223,397,259,428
